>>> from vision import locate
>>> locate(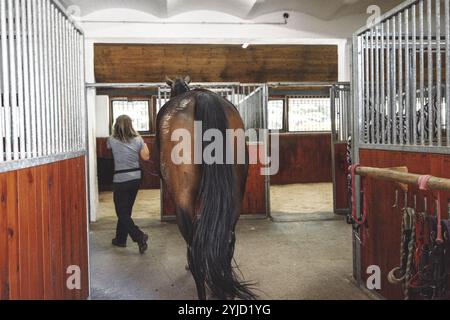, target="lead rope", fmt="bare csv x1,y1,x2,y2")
404,208,416,300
